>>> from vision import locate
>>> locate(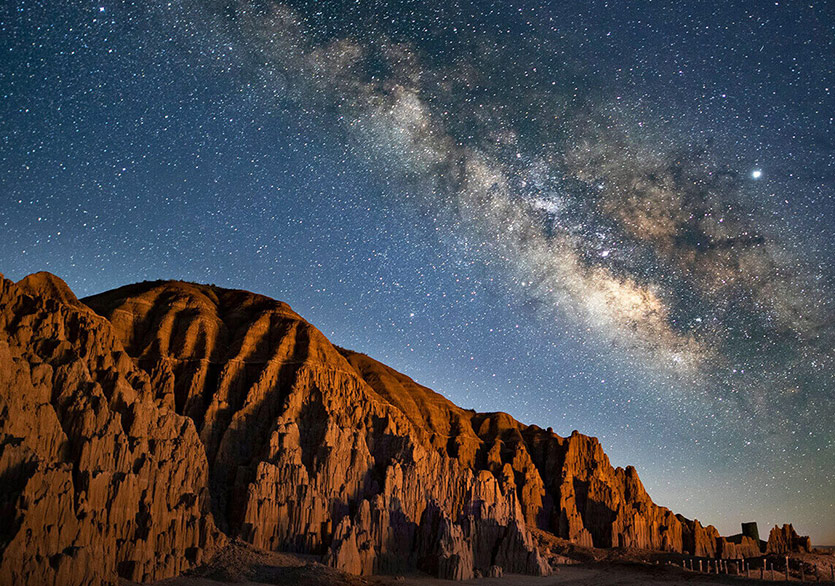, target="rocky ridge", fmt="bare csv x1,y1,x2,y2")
0,273,813,584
